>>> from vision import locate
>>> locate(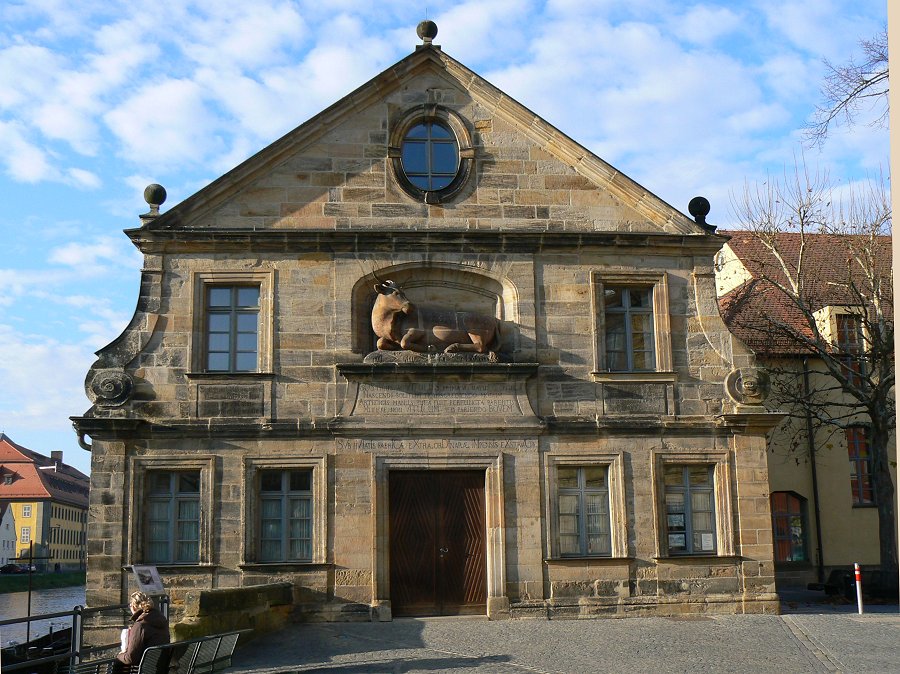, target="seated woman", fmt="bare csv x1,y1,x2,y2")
113,591,170,672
